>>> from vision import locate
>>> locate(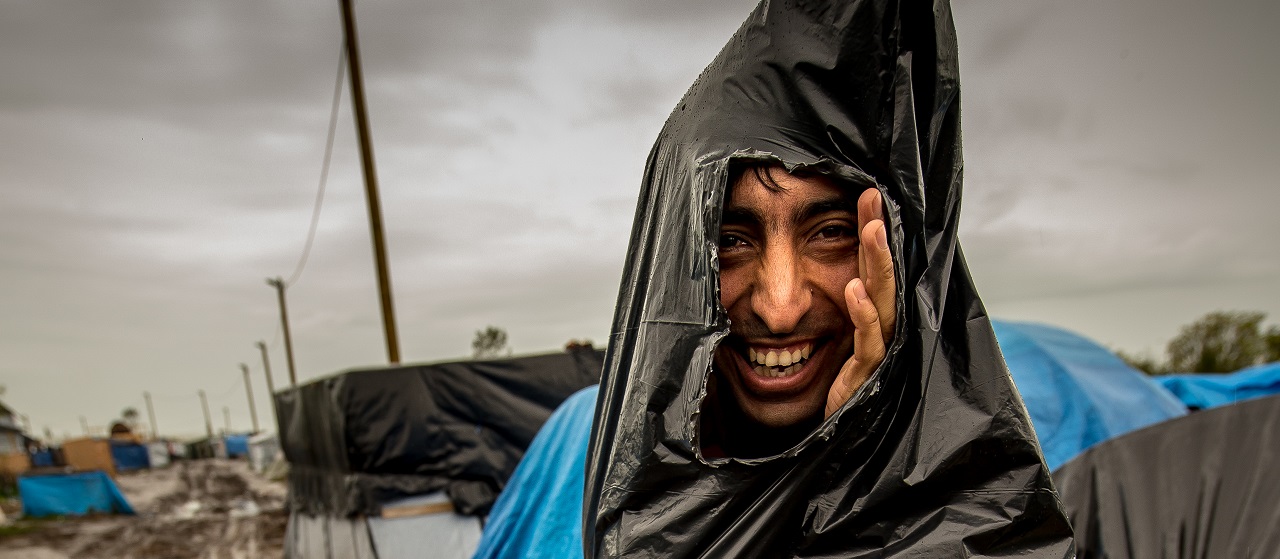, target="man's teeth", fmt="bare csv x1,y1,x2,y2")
746,344,812,378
